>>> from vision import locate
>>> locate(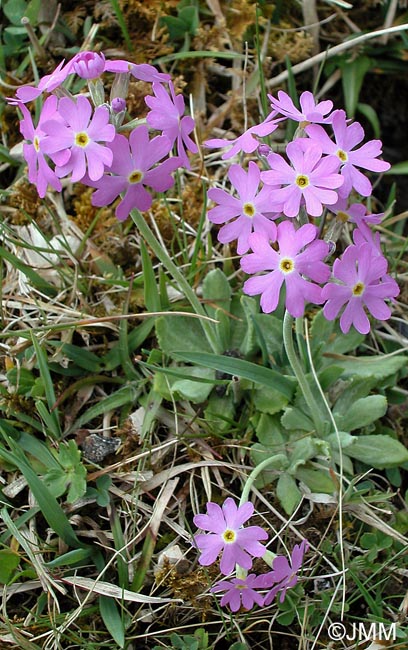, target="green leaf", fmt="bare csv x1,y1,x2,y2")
61,343,103,373
281,405,314,432
31,334,61,439
288,437,330,472
332,355,406,380
357,102,381,139
0,245,57,297
341,55,372,118
345,435,408,468
231,295,259,357
160,15,190,40
25,0,41,24
45,548,93,569
202,268,231,318
153,367,215,404
253,384,290,414
204,391,236,433
276,474,302,515
0,143,21,164
140,239,161,312
154,50,246,64
295,466,337,493
173,352,296,399
0,549,20,584
0,435,85,548
67,384,139,434
386,160,408,175
156,315,212,355
43,441,87,503
334,394,387,431
6,367,36,395
99,596,126,649
4,0,27,25
251,312,284,359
